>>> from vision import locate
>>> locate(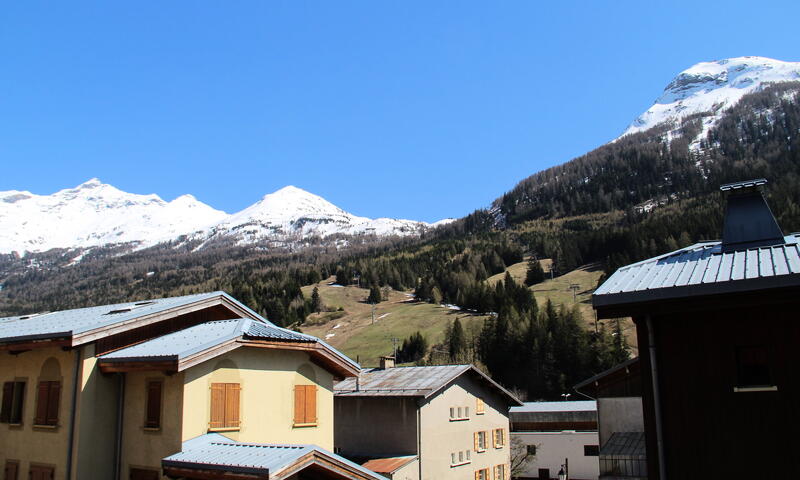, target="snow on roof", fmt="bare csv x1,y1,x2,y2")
510,401,597,413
